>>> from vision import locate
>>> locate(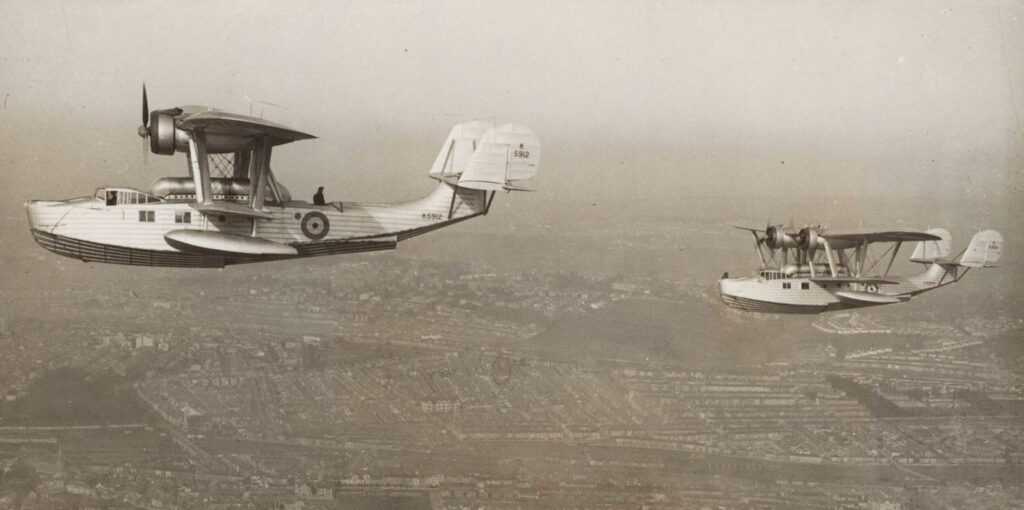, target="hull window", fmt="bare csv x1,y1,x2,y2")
175,211,192,224
139,210,156,223
801,282,810,290
783,282,791,289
